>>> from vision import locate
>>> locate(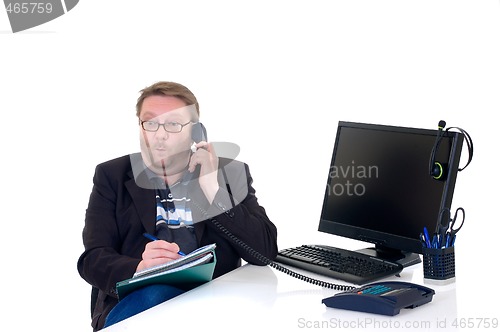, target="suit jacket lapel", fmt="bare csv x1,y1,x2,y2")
125,169,157,235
